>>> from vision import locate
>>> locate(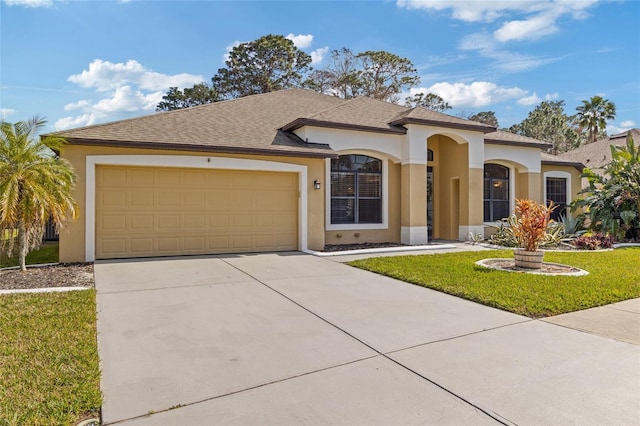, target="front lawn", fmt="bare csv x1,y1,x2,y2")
0,290,101,425
349,248,640,317
0,242,59,269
